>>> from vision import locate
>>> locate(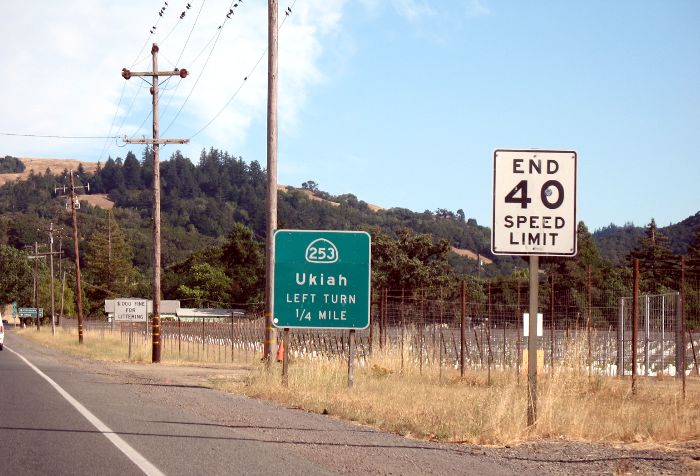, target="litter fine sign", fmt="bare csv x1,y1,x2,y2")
114,298,148,322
